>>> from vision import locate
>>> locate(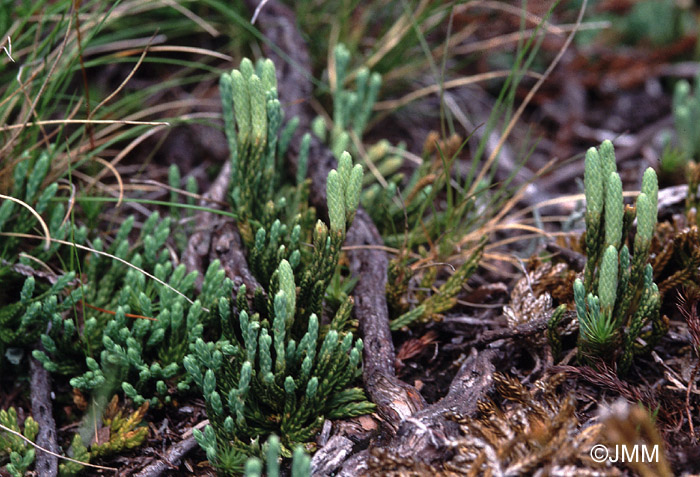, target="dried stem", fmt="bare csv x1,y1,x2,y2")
133,435,198,477
30,355,59,477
